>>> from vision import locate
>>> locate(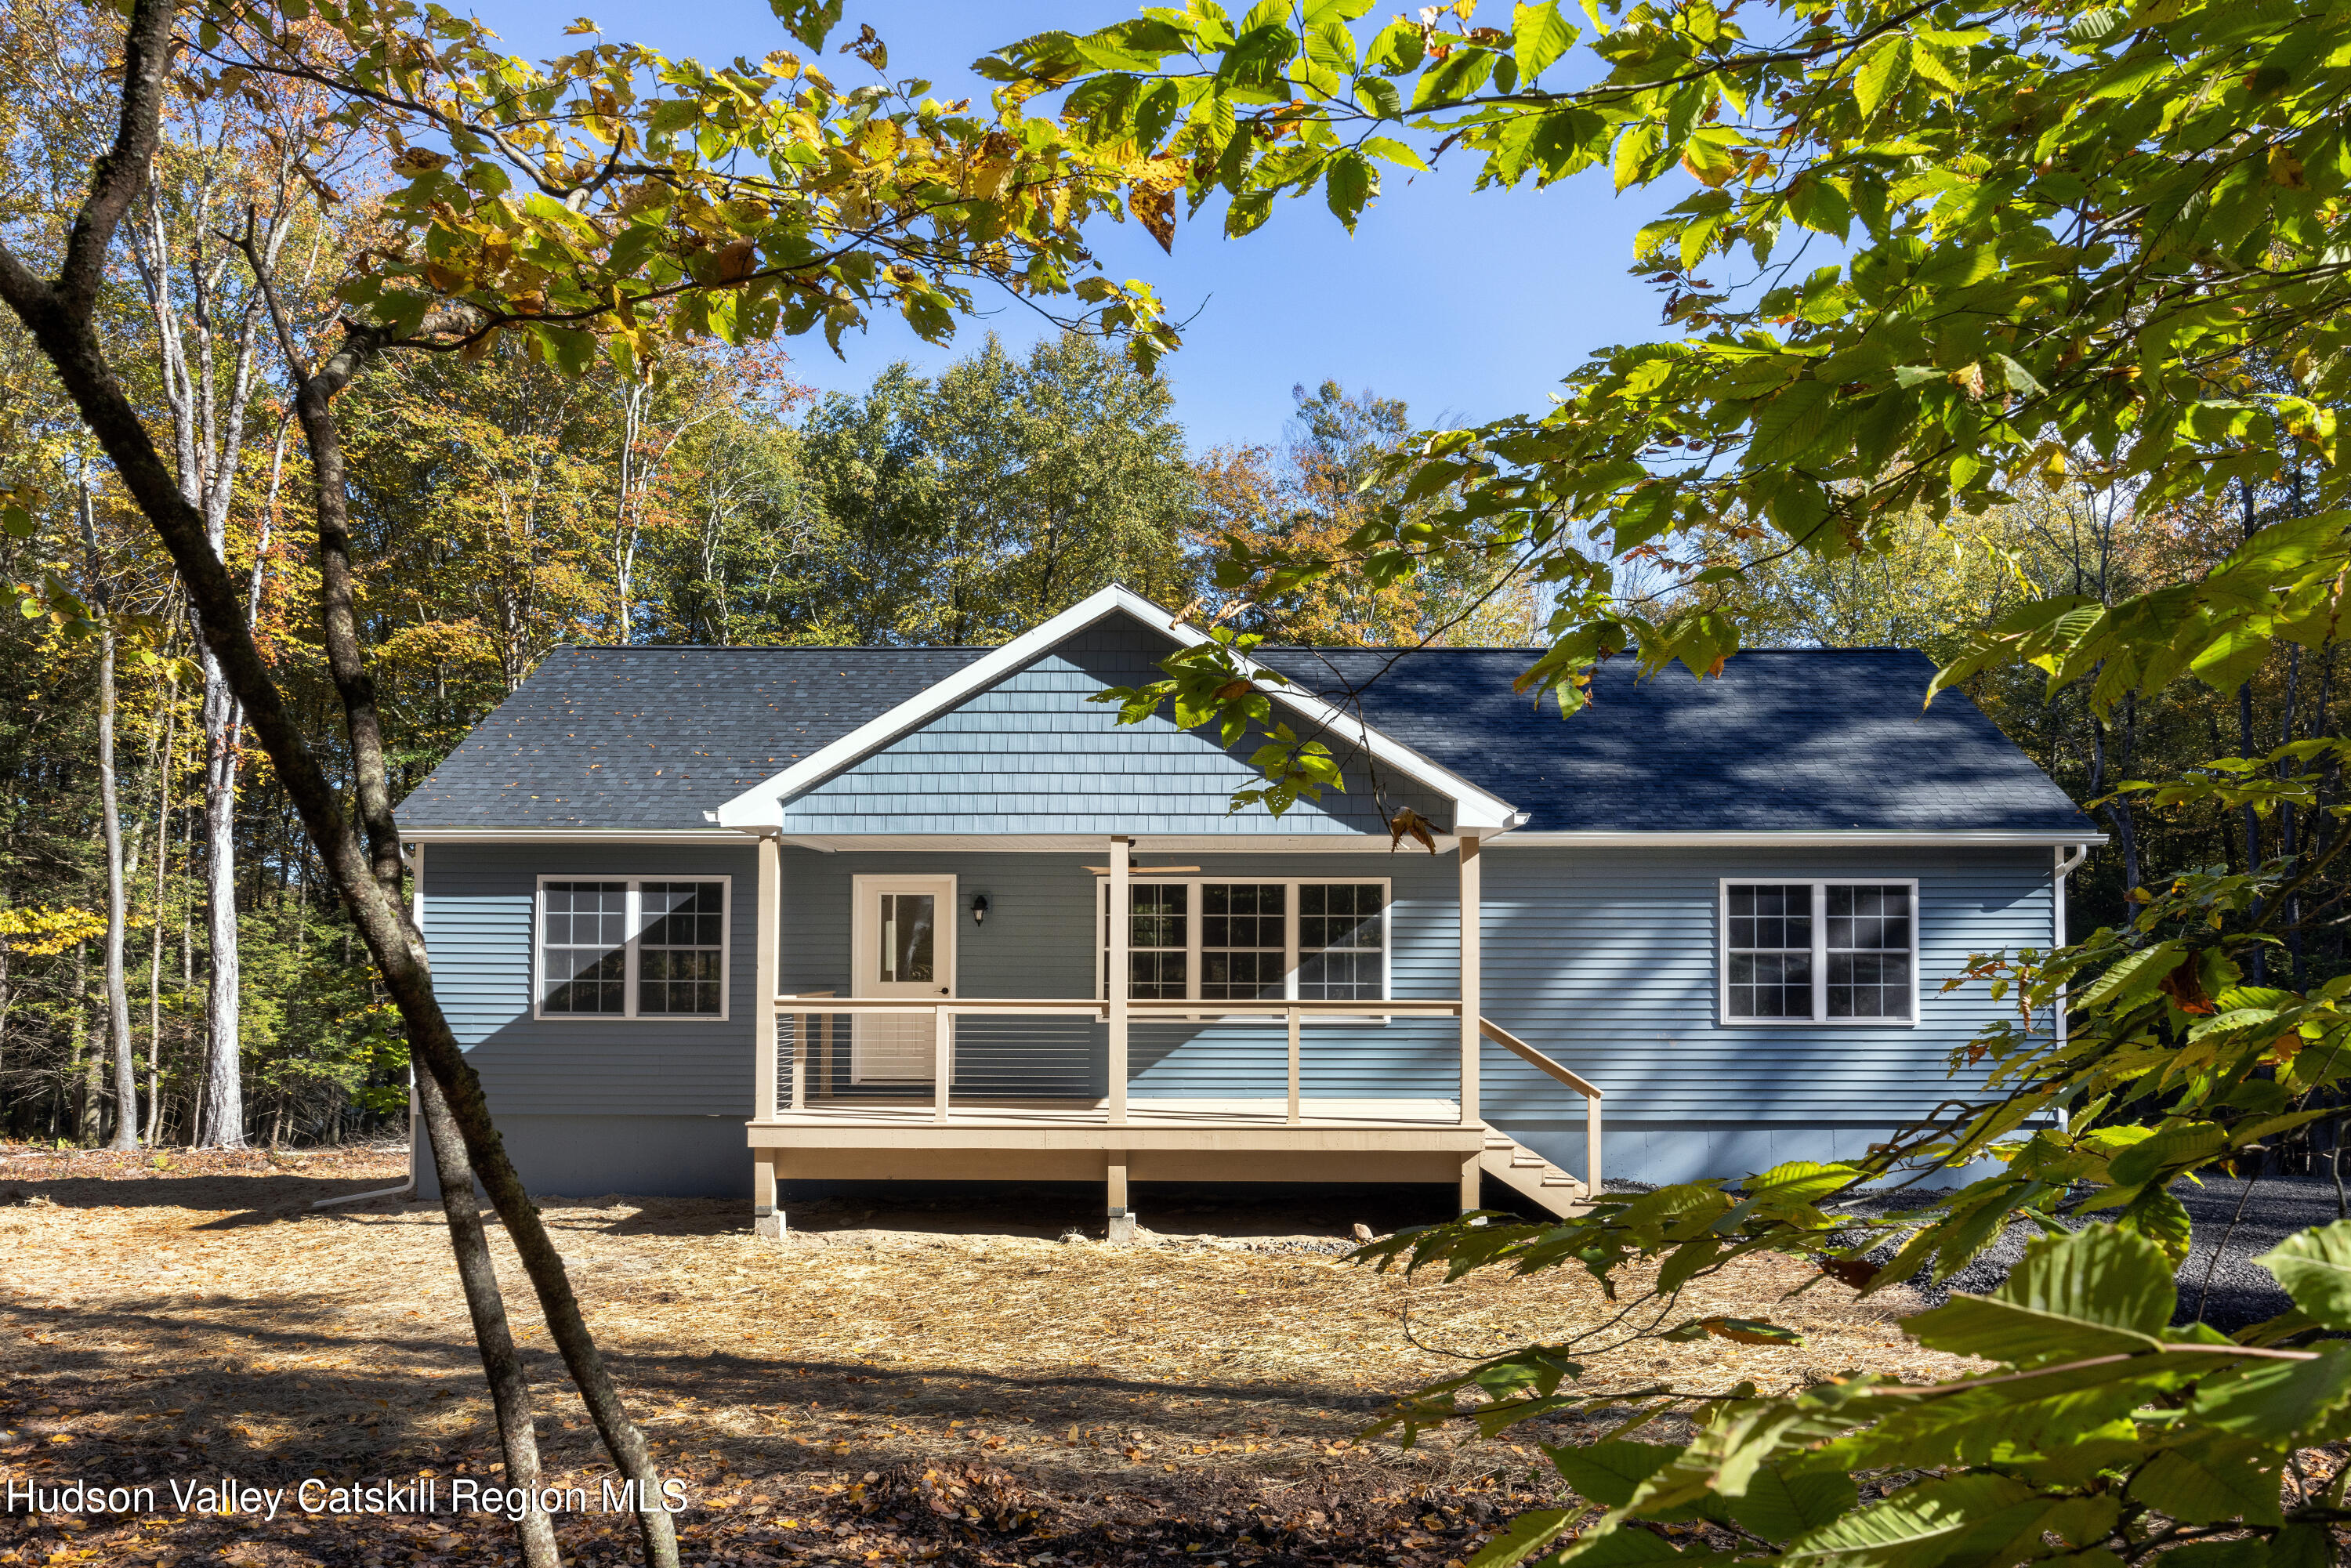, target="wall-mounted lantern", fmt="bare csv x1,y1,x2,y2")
971,894,991,927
